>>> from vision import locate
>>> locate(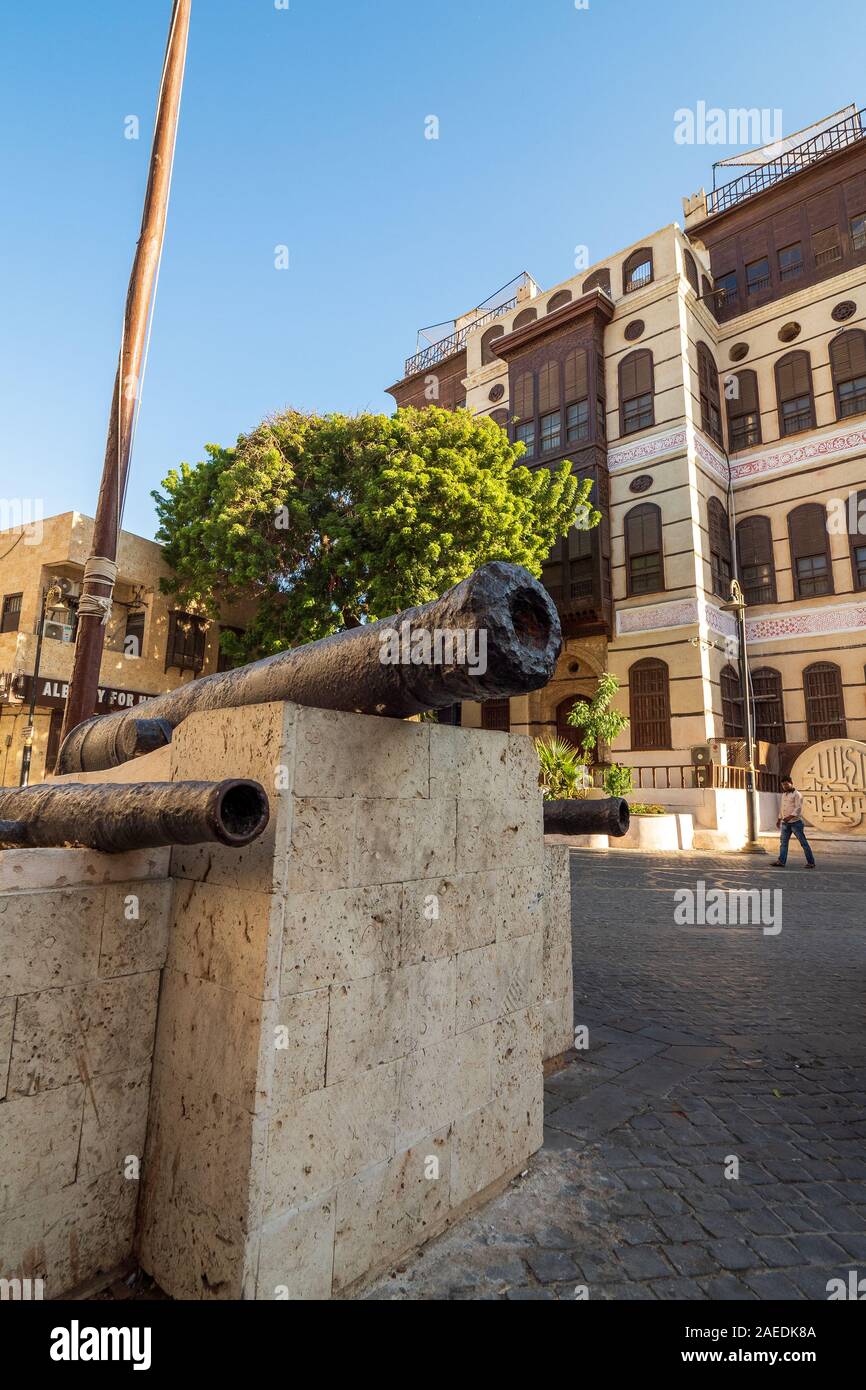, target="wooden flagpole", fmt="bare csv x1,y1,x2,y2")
59,0,192,750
